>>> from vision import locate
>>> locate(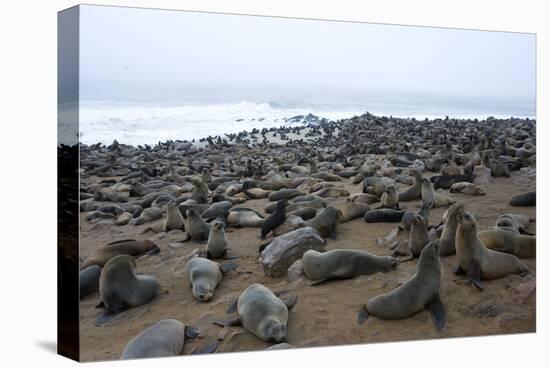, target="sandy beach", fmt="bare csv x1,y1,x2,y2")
77,115,536,361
